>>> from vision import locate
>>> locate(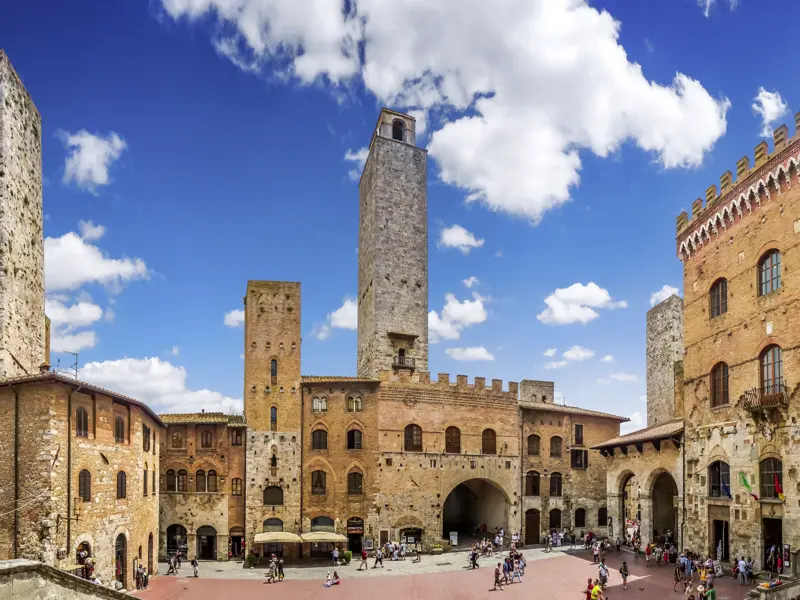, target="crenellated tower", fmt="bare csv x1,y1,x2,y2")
356,109,429,379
